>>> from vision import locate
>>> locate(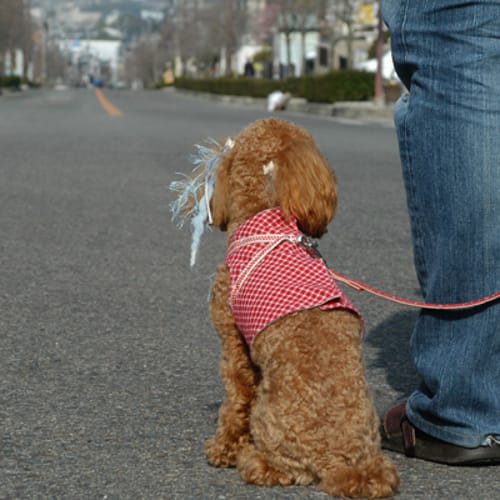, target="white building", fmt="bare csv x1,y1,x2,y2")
62,38,122,84
3,49,24,77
